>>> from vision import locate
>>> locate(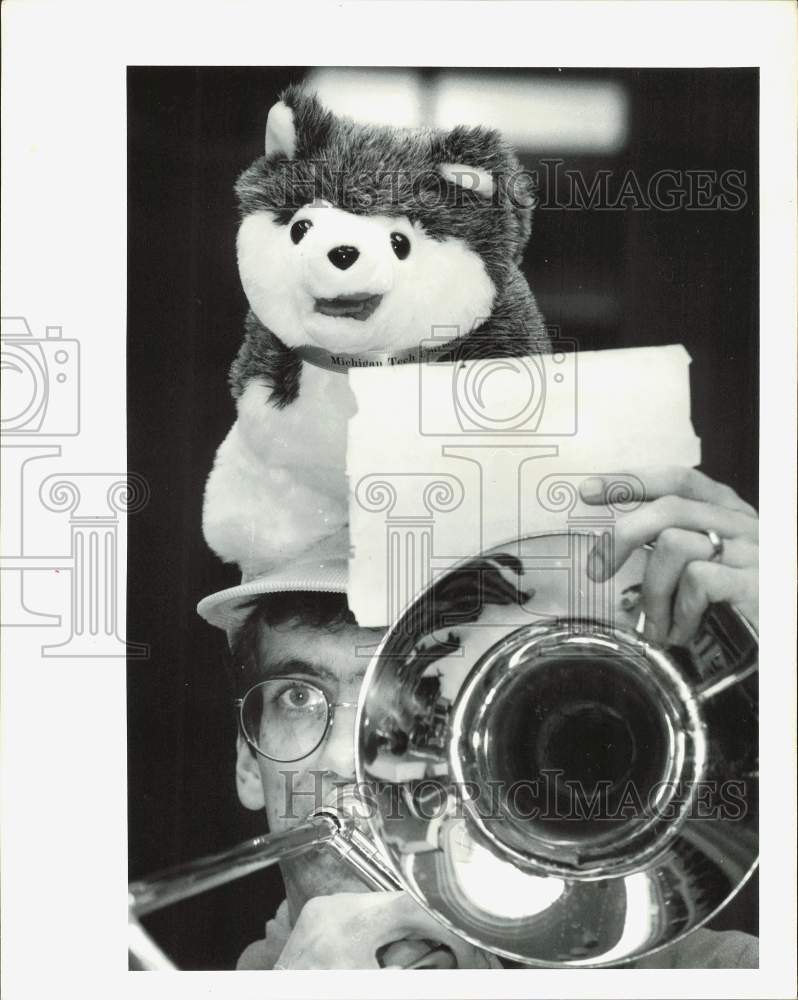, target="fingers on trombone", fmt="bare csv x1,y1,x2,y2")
580,467,757,516
384,942,457,969
639,530,756,644
587,498,756,582
639,528,707,644
668,561,758,648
